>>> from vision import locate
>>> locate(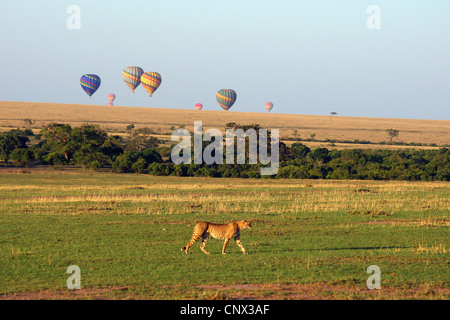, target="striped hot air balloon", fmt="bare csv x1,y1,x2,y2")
141,72,162,97
194,103,203,110
216,89,237,111
122,66,144,93
265,102,273,112
80,74,101,98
